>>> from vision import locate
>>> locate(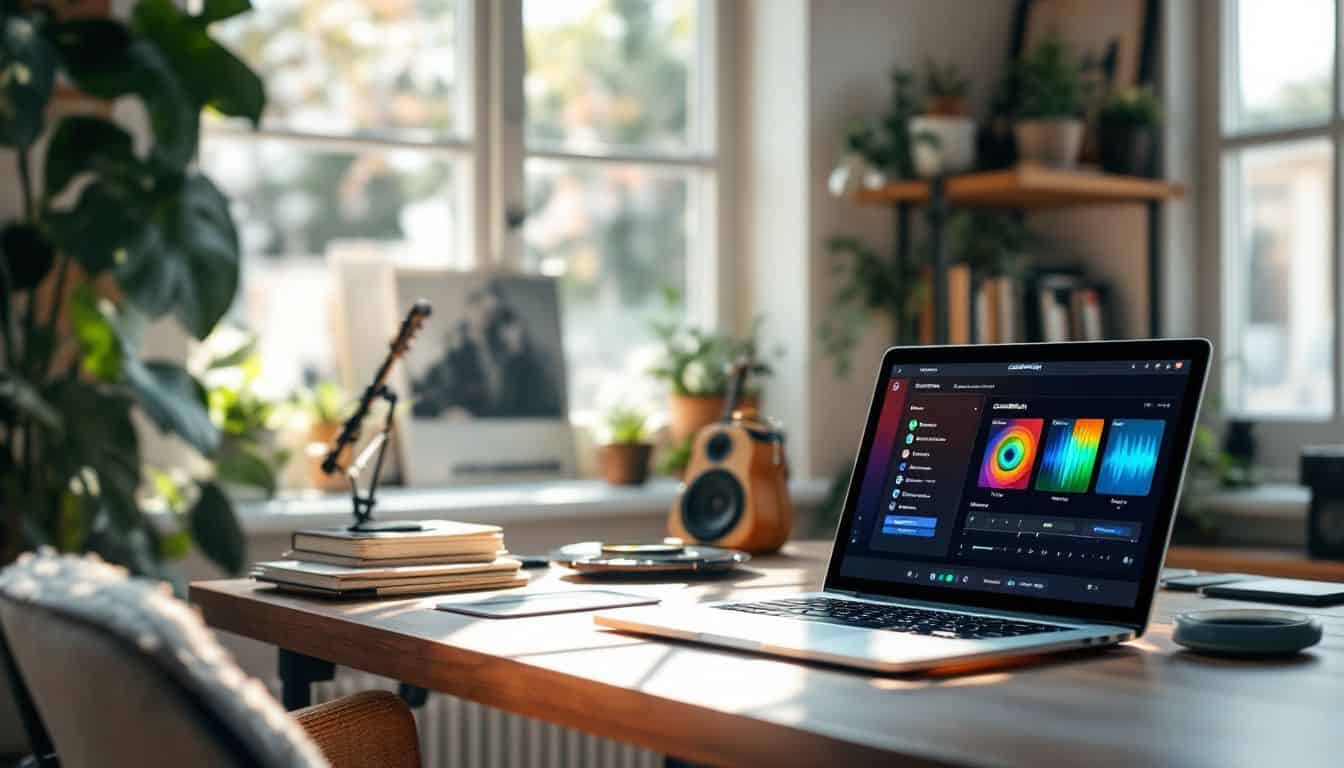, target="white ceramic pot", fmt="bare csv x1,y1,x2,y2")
827,152,868,197
908,115,977,176
1013,118,1084,169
